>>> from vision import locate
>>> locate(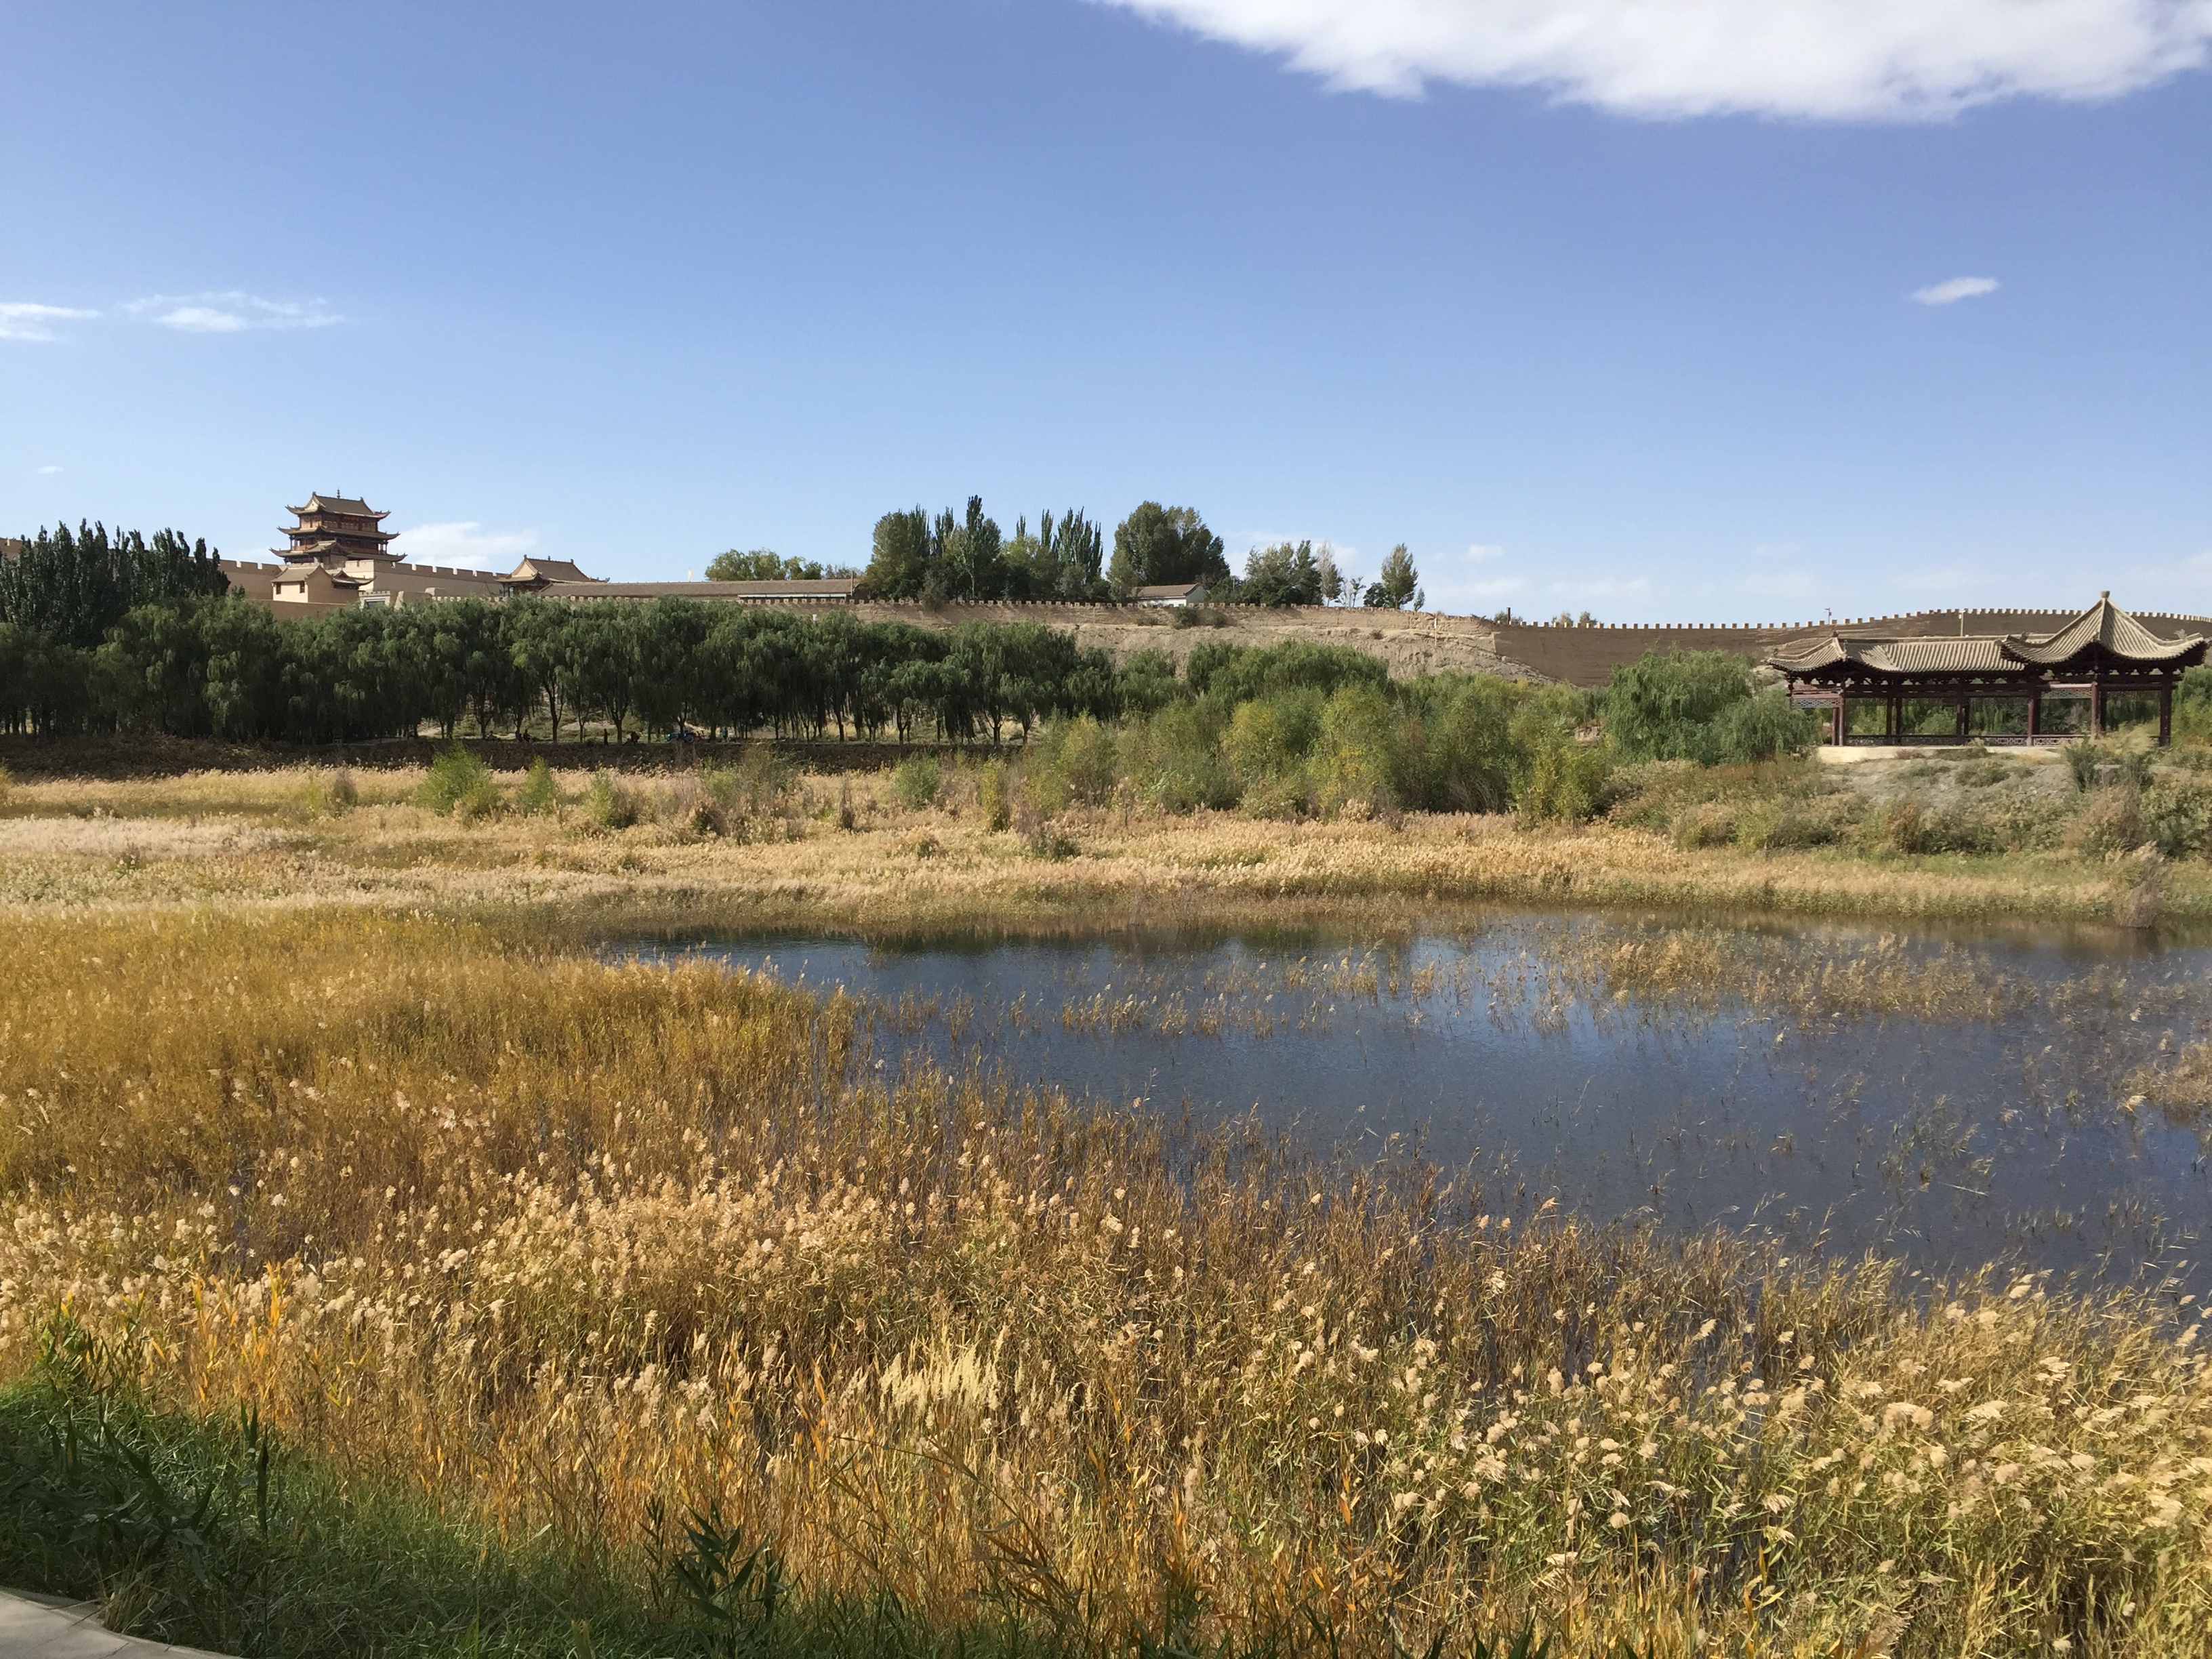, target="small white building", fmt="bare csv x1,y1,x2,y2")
1133,582,1208,608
